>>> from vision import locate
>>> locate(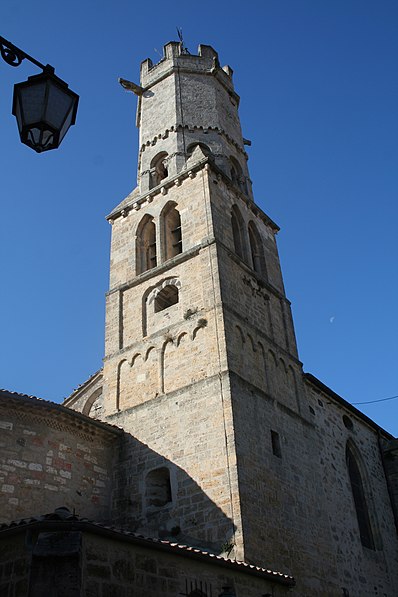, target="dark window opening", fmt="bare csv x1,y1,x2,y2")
150,152,169,188
137,216,157,274
343,415,354,430
156,161,168,183
248,221,266,277
145,467,172,508
164,205,182,260
346,445,375,549
230,156,247,194
231,205,246,262
155,285,179,312
271,430,282,458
